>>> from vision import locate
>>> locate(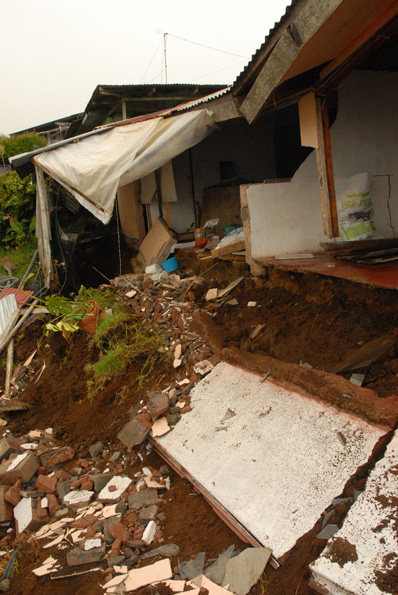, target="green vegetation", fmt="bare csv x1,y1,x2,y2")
0,244,37,279
84,289,163,400
0,172,37,248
